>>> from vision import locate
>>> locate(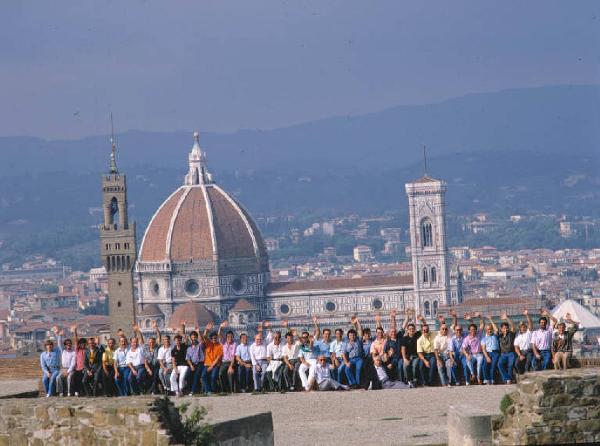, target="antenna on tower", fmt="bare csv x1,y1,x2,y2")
109,111,118,174
423,144,428,176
